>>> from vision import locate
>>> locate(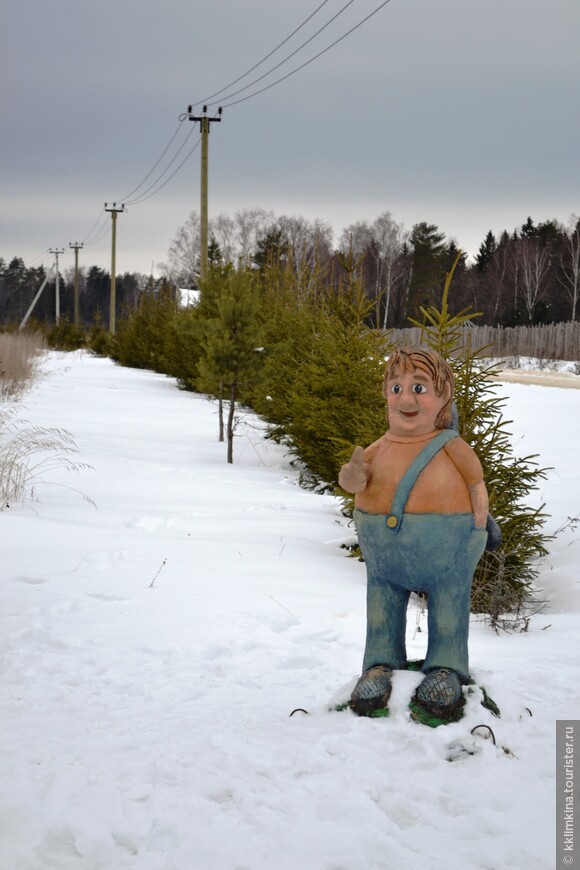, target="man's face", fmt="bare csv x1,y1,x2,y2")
386,367,450,437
